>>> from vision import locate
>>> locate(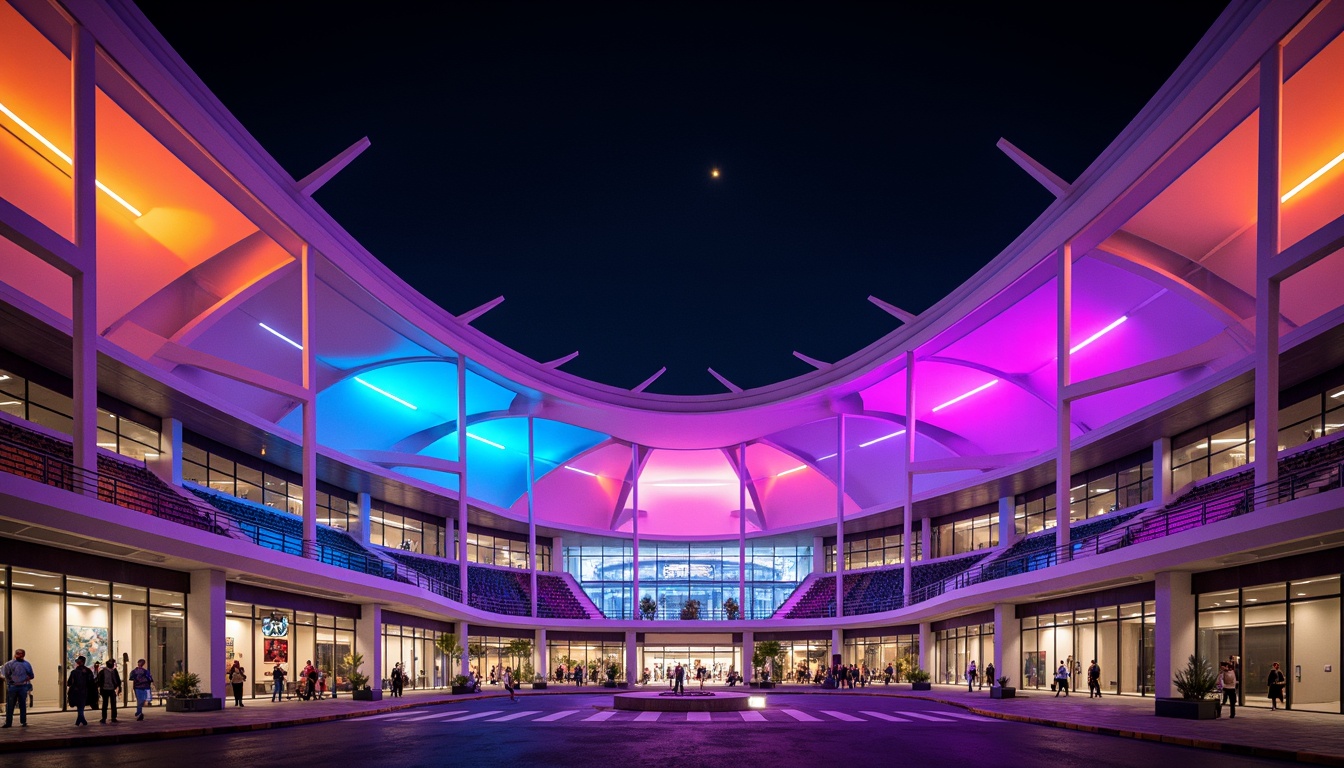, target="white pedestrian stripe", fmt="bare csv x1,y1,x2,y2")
821,710,865,722
402,710,469,722
584,711,617,722
780,709,823,722
860,711,911,723
634,711,662,722
442,710,504,722
364,711,415,721
739,711,766,722
687,712,711,722
901,711,956,722
941,711,999,723
487,710,541,722
534,710,579,722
